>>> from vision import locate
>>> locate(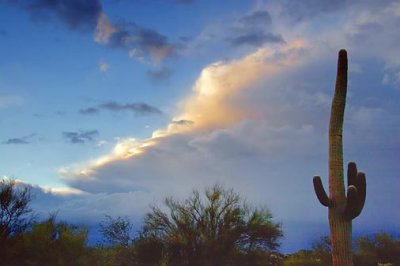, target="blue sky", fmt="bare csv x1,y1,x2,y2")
1,0,399,252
